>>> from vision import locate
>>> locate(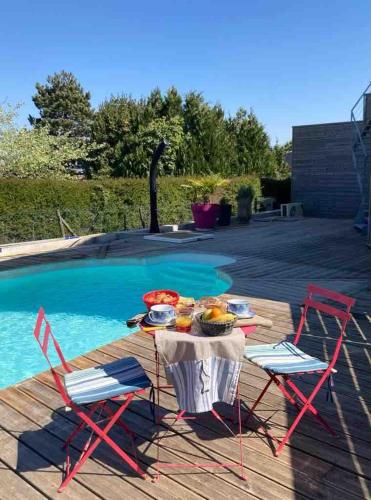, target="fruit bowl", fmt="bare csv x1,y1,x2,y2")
143,289,179,311
196,312,237,336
